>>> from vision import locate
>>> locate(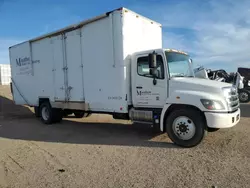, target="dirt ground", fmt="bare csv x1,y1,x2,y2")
0,85,250,188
